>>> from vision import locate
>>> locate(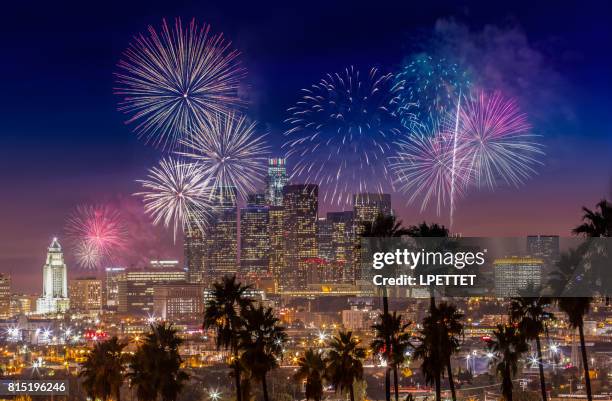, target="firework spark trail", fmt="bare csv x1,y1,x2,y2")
179,112,269,201
449,91,462,230
394,54,471,130
136,157,213,242
66,205,128,269
390,118,472,215
456,90,544,189
115,17,246,149
283,66,403,205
